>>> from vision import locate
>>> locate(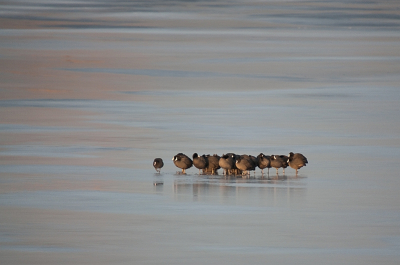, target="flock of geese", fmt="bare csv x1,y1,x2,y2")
153,152,308,177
